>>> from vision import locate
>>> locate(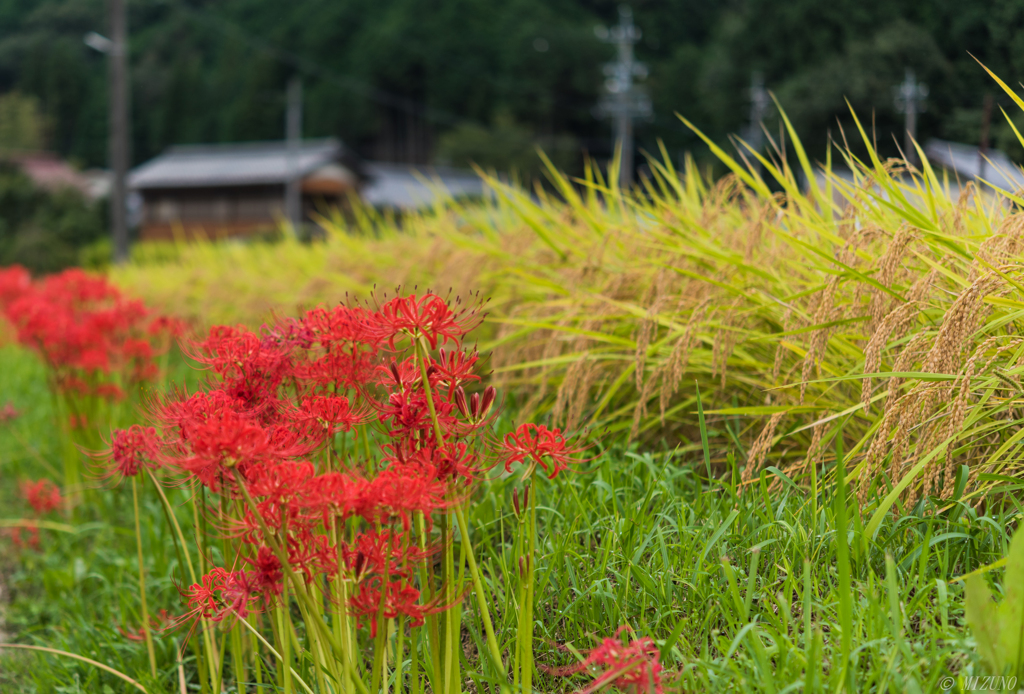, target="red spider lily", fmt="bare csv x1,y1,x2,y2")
119,609,175,642
176,413,277,490
0,402,20,424
370,293,483,350
377,357,436,390
354,463,448,528
176,568,261,627
4,526,41,551
292,395,369,435
378,389,458,443
349,577,439,637
296,471,369,524
502,423,588,479
387,440,481,483
433,348,481,397
543,626,665,694
300,350,377,392
301,304,378,346
242,546,284,599
0,265,30,305
245,459,317,506
107,425,160,479
0,267,177,401
341,530,420,578
21,478,61,515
